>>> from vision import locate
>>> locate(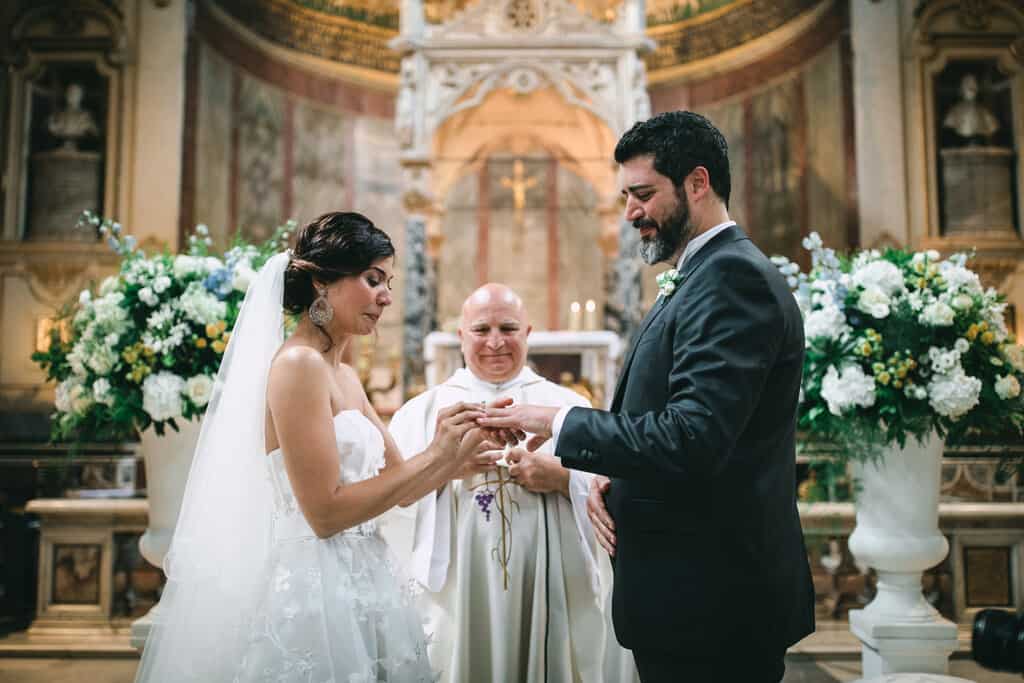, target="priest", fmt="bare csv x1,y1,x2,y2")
389,283,637,683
